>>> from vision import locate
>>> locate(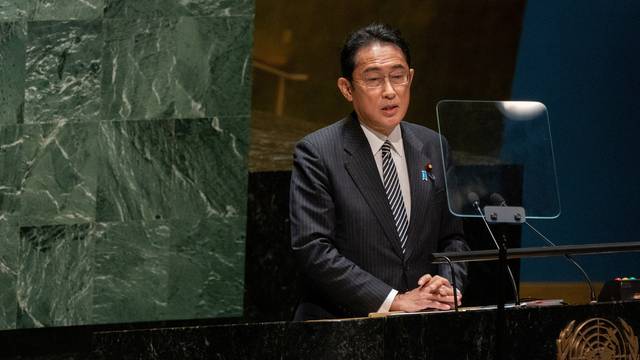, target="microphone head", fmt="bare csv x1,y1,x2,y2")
467,192,480,207
490,193,506,206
